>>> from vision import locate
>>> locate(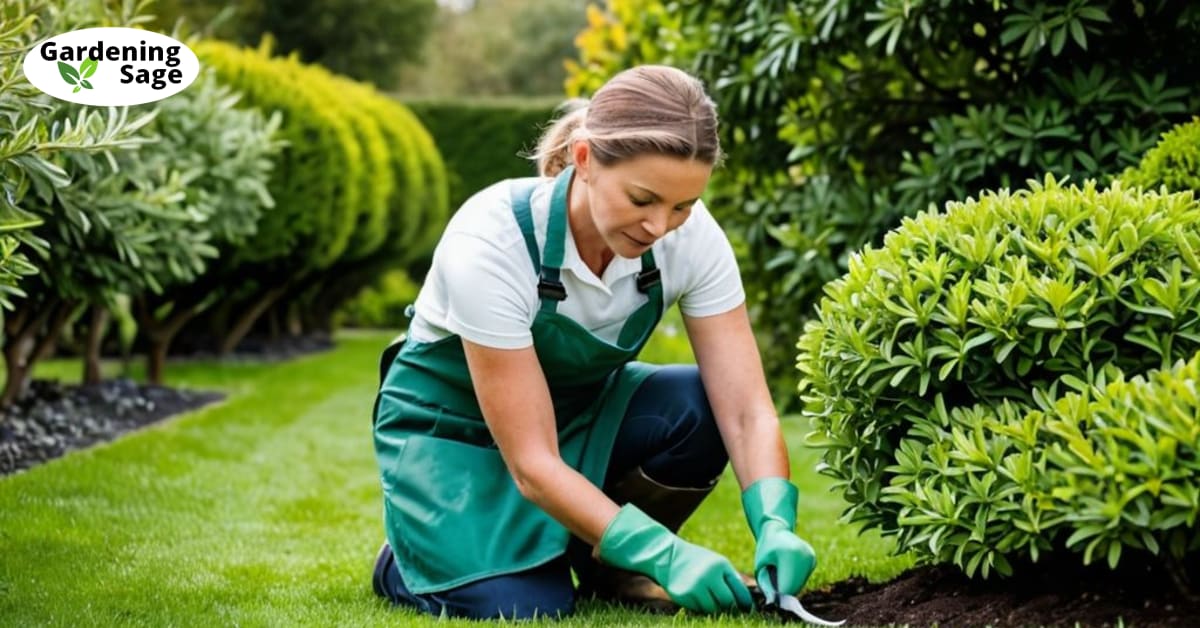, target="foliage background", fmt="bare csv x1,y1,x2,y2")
567,0,1200,406
151,0,437,88
407,98,559,210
